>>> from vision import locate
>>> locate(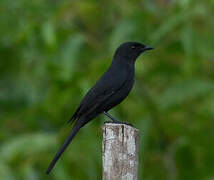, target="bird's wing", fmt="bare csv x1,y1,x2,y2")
68,87,115,124
68,71,127,124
